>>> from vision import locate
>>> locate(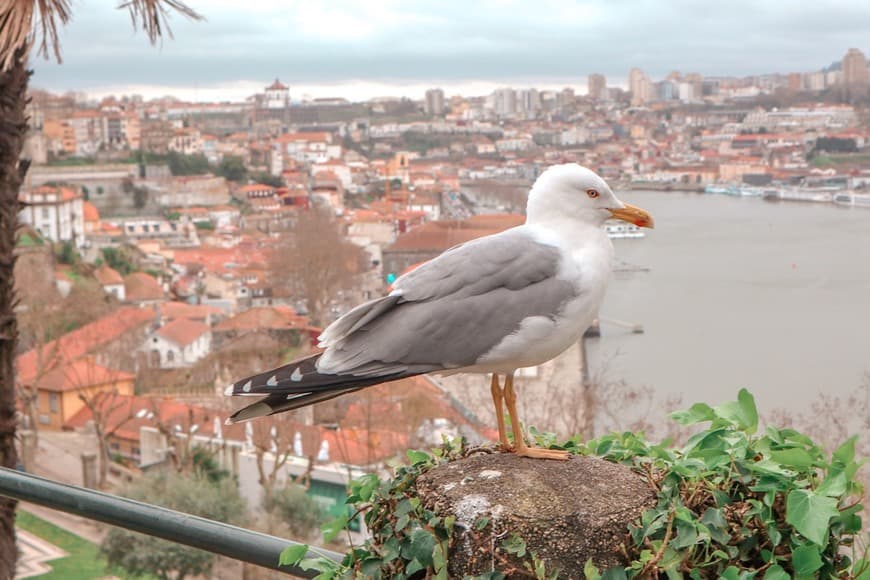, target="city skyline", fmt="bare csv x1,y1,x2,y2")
29,0,870,102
